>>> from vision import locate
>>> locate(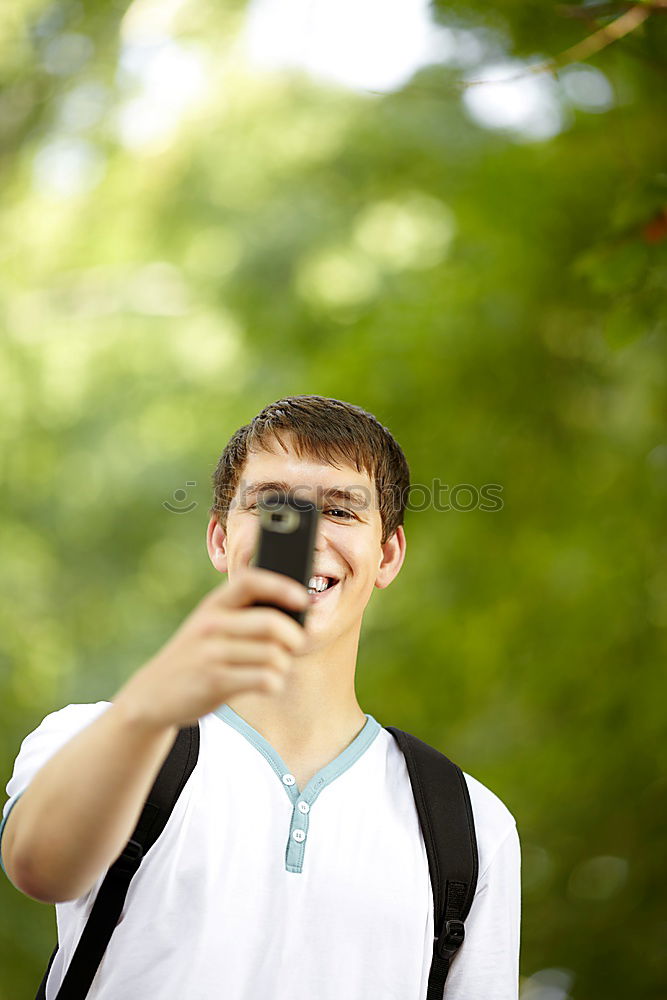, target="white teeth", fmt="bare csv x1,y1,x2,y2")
308,575,329,593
